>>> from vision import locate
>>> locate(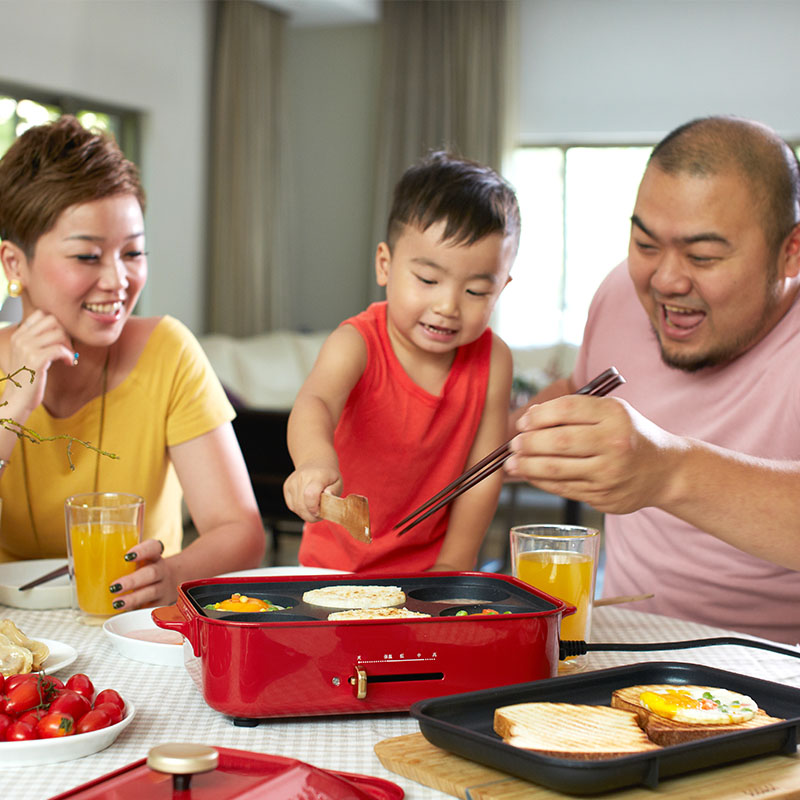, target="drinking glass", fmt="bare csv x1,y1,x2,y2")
510,524,600,671
65,492,144,625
